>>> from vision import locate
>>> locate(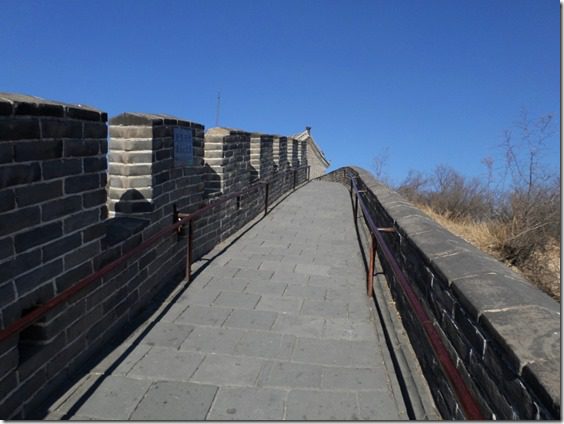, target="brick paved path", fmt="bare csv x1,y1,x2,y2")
47,181,408,420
